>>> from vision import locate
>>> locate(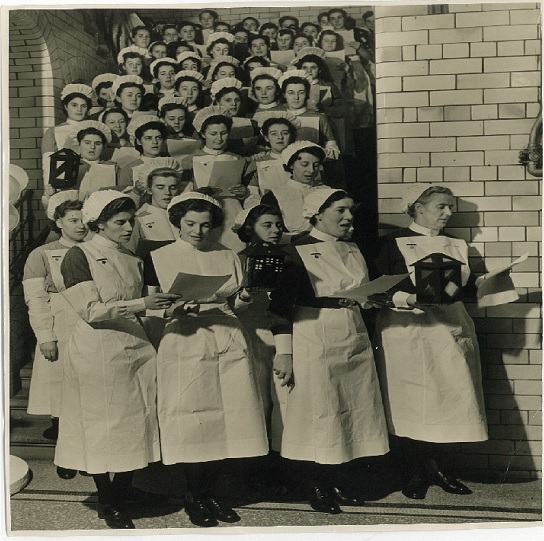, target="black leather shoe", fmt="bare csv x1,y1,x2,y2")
430,471,472,495
205,498,241,523
402,476,429,499
56,466,77,480
331,487,365,506
185,497,218,527
97,503,135,529
308,486,342,514
43,418,59,440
